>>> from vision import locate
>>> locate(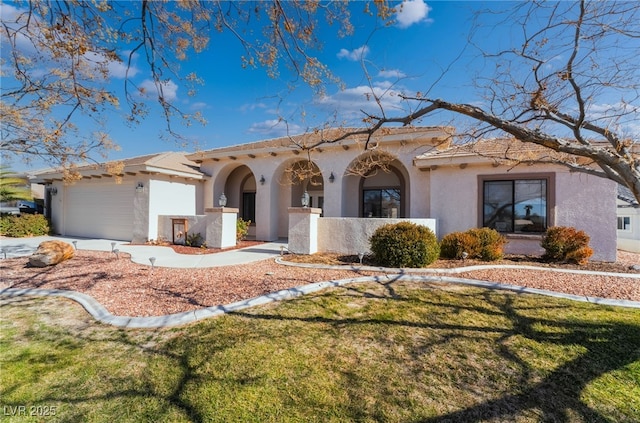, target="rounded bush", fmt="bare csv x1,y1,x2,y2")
369,222,440,268
440,228,506,261
440,231,477,259
541,226,593,265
